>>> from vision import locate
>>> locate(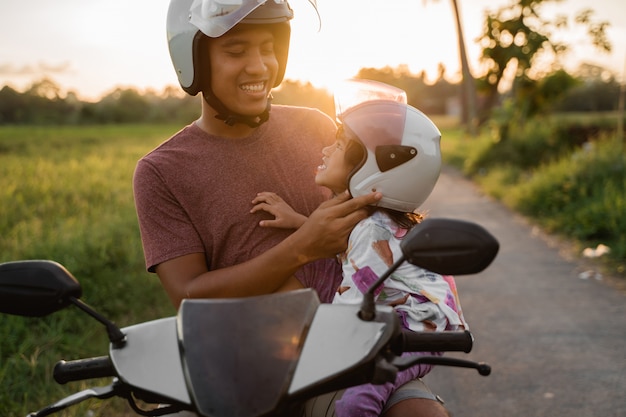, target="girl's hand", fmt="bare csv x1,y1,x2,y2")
251,192,308,229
